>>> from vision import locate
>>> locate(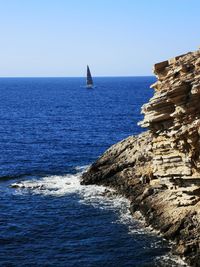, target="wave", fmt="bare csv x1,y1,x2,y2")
0,171,56,182
10,165,187,266
0,173,33,182
155,254,188,266
0,166,90,182
10,166,143,231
